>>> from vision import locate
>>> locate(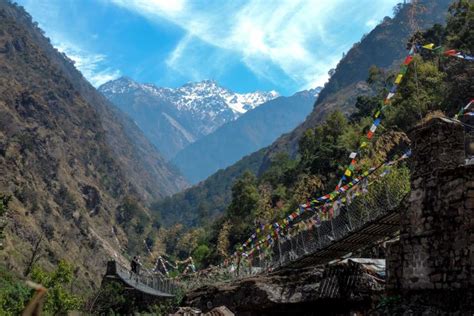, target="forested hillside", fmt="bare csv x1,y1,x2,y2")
0,0,186,292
